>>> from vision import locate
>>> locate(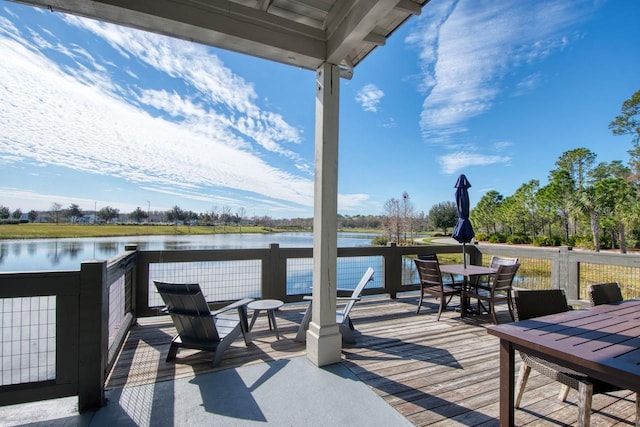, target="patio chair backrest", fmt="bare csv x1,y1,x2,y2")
341,267,375,318
154,281,220,344
512,289,569,321
414,258,444,290
490,263,520,293
588,282,623,306
489,256,519,268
